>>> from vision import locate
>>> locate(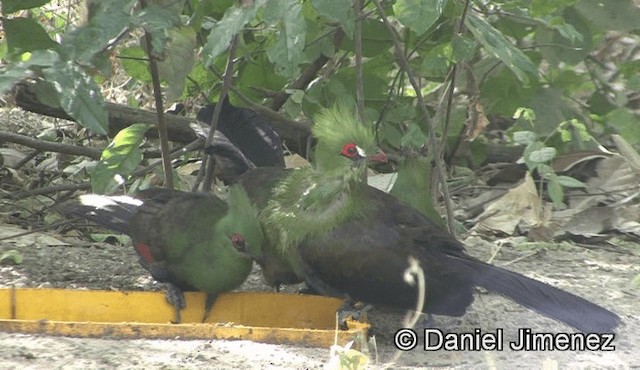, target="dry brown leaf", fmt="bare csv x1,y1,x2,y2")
474,172,551,235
